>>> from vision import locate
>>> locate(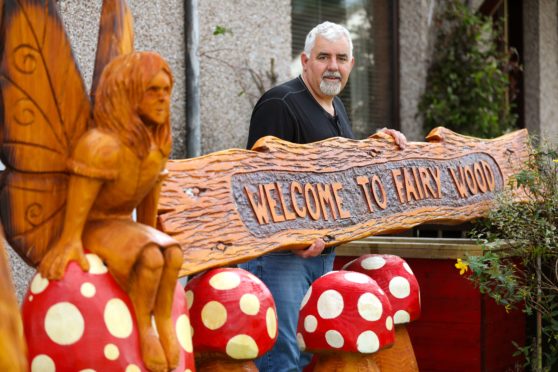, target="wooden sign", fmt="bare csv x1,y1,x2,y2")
159,128,530,276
